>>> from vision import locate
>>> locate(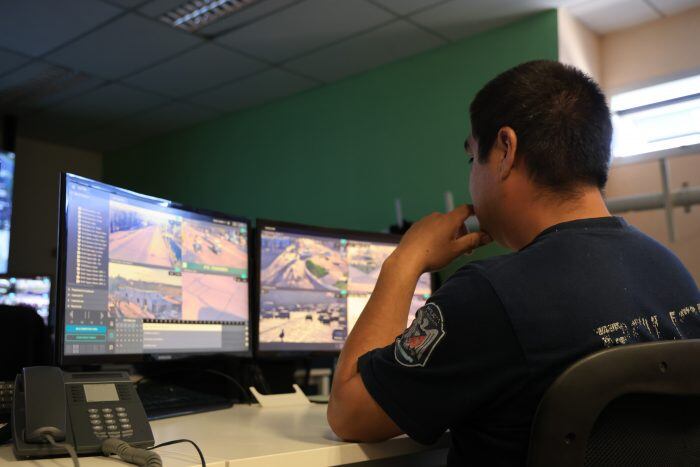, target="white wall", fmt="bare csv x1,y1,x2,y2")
601,7,700,92
3,136,102,275
557,8,602,83
558,6,700,282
